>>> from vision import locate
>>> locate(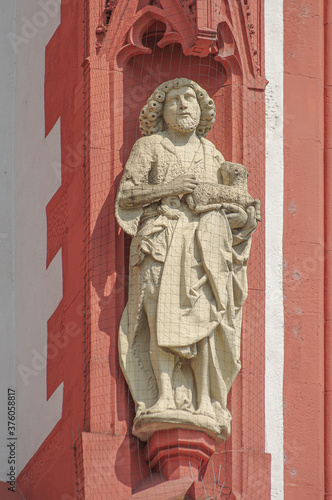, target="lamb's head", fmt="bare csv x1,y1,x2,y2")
220,162,248,187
